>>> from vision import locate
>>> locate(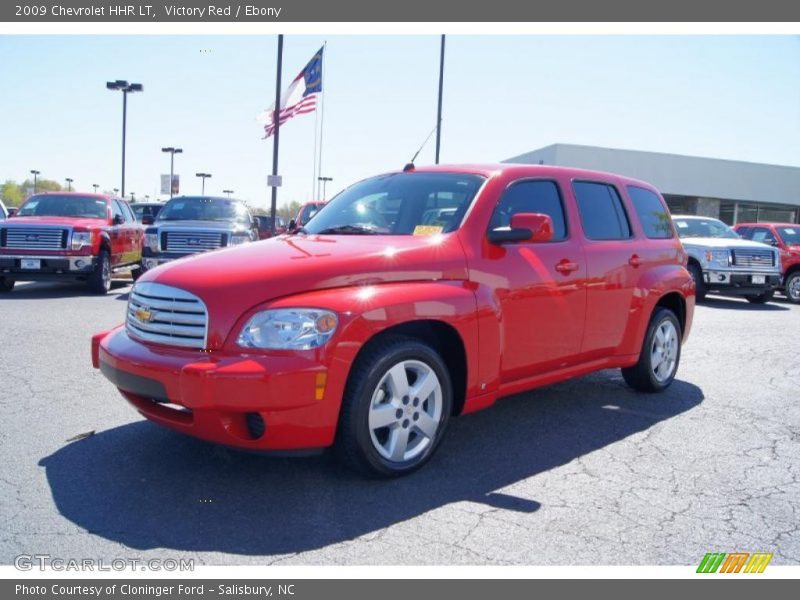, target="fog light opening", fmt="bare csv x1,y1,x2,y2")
245,412,266,439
